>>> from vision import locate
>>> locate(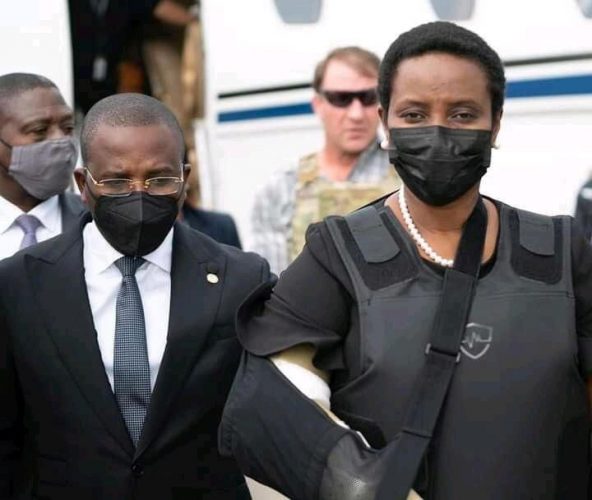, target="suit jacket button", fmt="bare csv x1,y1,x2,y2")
131,463,144,477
